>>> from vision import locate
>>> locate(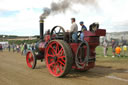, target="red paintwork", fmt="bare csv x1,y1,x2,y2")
69,29,106,70
44,35,50,42
44,29,106,72
84,29,106,37
69,43,79,55
69,43,96,70
45,41,66,77
38,42,46,52
26,28,106,77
